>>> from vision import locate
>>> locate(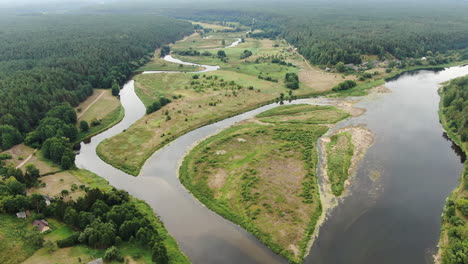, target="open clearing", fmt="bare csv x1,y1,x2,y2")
137,49,201,72
98,29,351,175
75,88,124,142
179,104,353,263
